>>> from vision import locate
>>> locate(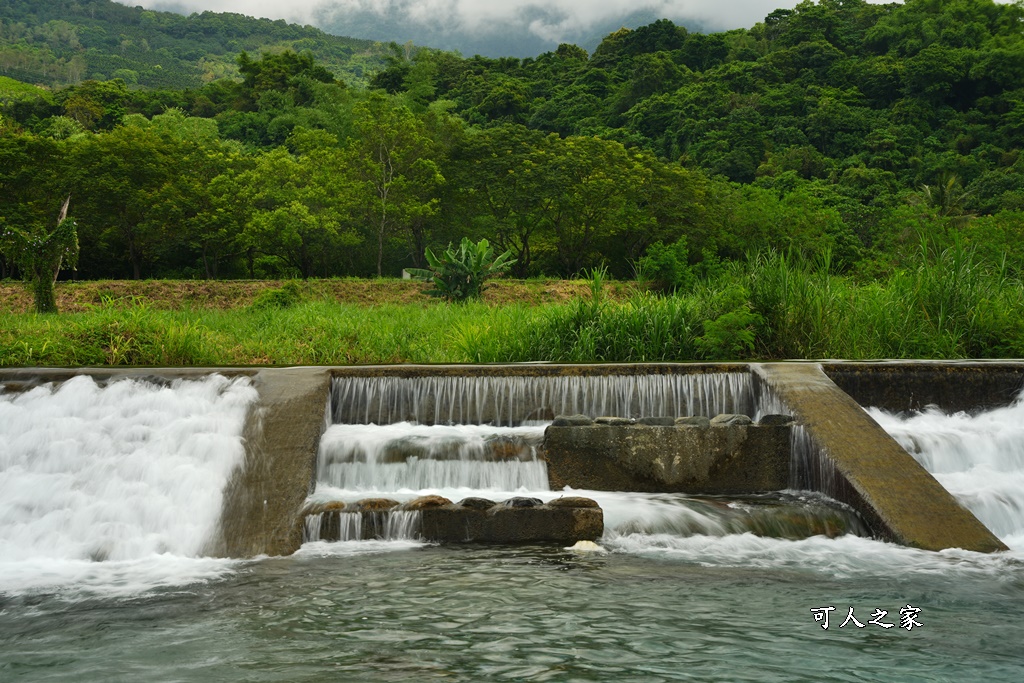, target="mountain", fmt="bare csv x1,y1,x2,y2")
136,1,715,59
313,3,714,58
0,0,388,89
